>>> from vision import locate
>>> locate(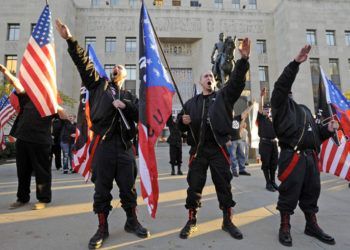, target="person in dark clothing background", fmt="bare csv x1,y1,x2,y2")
60,114,77,174
0,64,66,211
271,45,338,247
51,117,63,170
166,116,183,175
257,88,278,192
56,19,149,250
177,38,251,240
